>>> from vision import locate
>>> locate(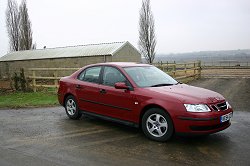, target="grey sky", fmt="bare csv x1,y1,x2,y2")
0,0,249,57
